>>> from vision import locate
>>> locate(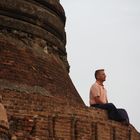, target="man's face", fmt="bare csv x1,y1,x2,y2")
97,71,106,82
